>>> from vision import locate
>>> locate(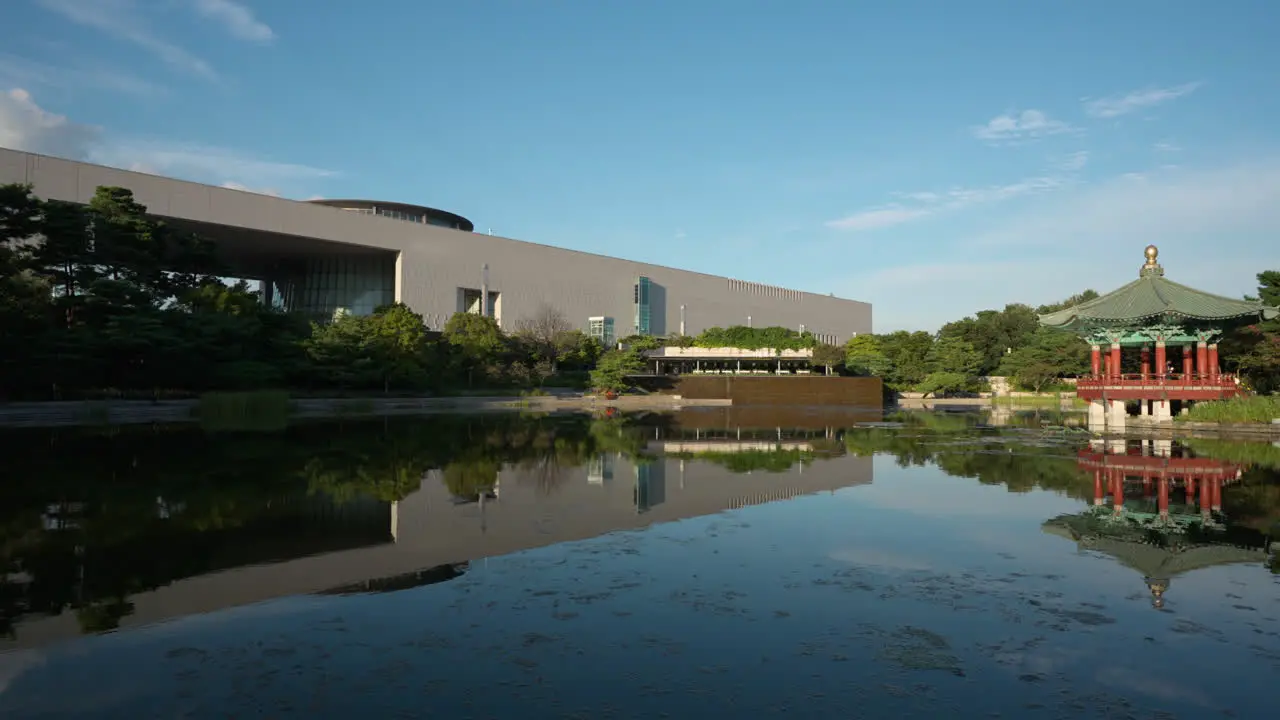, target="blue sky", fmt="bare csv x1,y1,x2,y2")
1,0,1278,331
